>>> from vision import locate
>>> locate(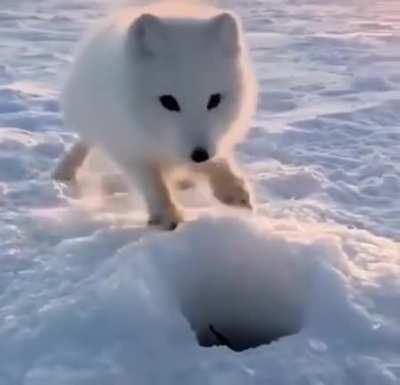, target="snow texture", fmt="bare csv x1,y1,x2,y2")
0,0,400,384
